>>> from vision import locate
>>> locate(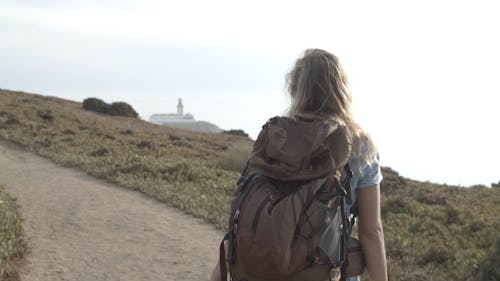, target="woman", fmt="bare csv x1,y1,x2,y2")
211,49,387,281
